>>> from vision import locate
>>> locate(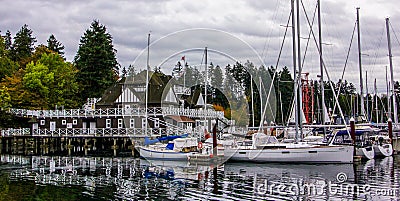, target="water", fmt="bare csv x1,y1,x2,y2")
0,154,399,201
